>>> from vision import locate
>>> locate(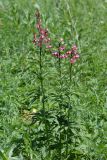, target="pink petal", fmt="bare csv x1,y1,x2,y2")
59,46,65,51
74,54,79,59
44,38,51,43
46,45,52,49
70,58,76,64
66,50,72,55
72,45,77,51
52,52,59,57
